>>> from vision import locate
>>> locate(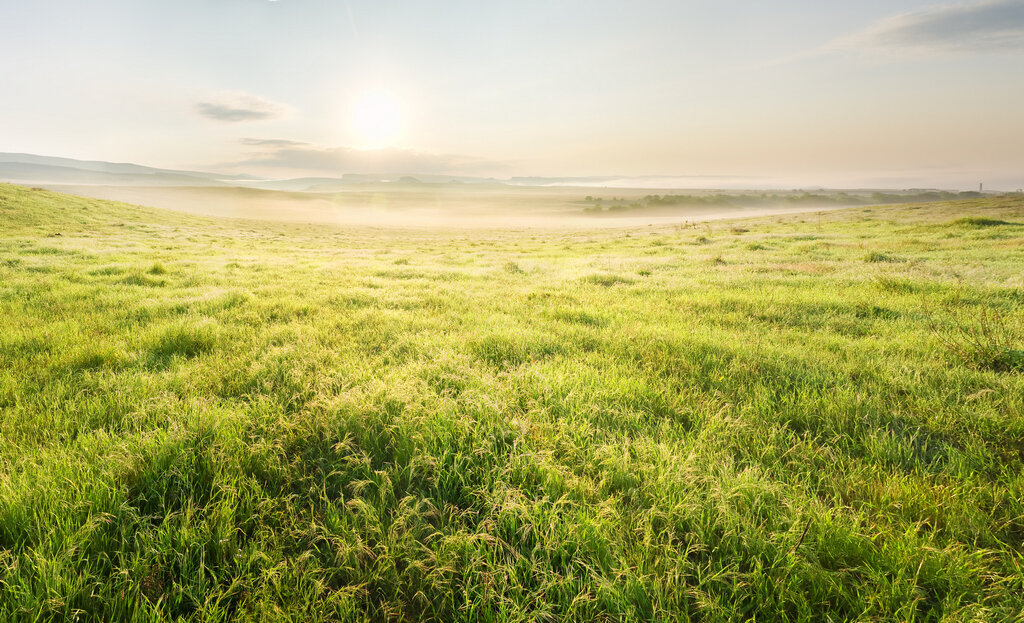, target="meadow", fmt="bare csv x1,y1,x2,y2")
1,183,1023,621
